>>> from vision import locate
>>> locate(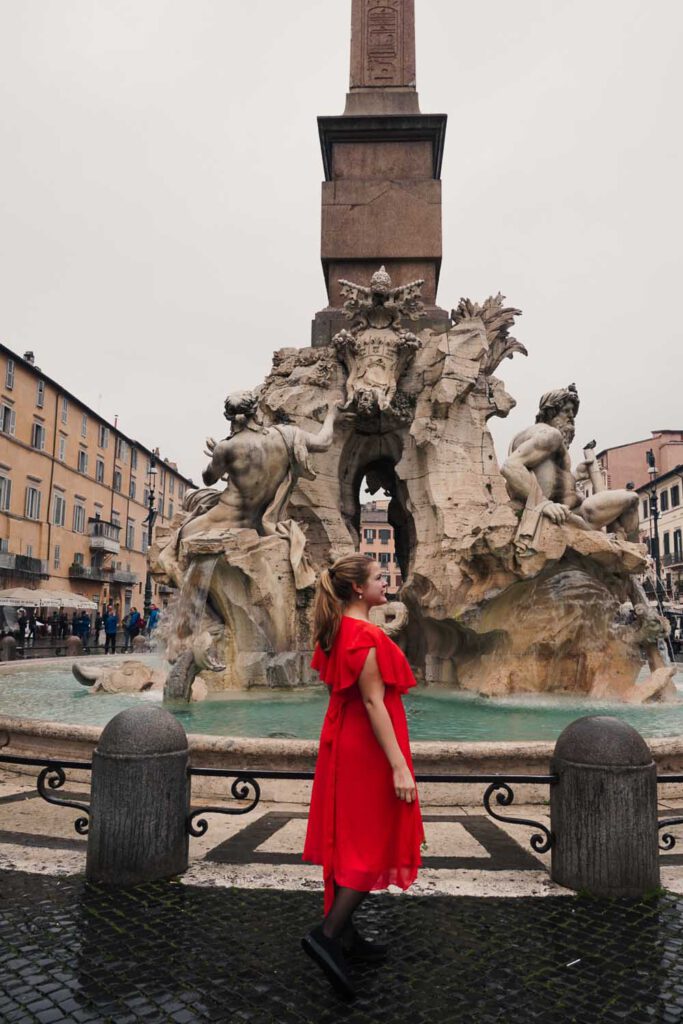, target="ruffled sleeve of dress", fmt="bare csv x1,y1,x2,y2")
311,618,417,695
